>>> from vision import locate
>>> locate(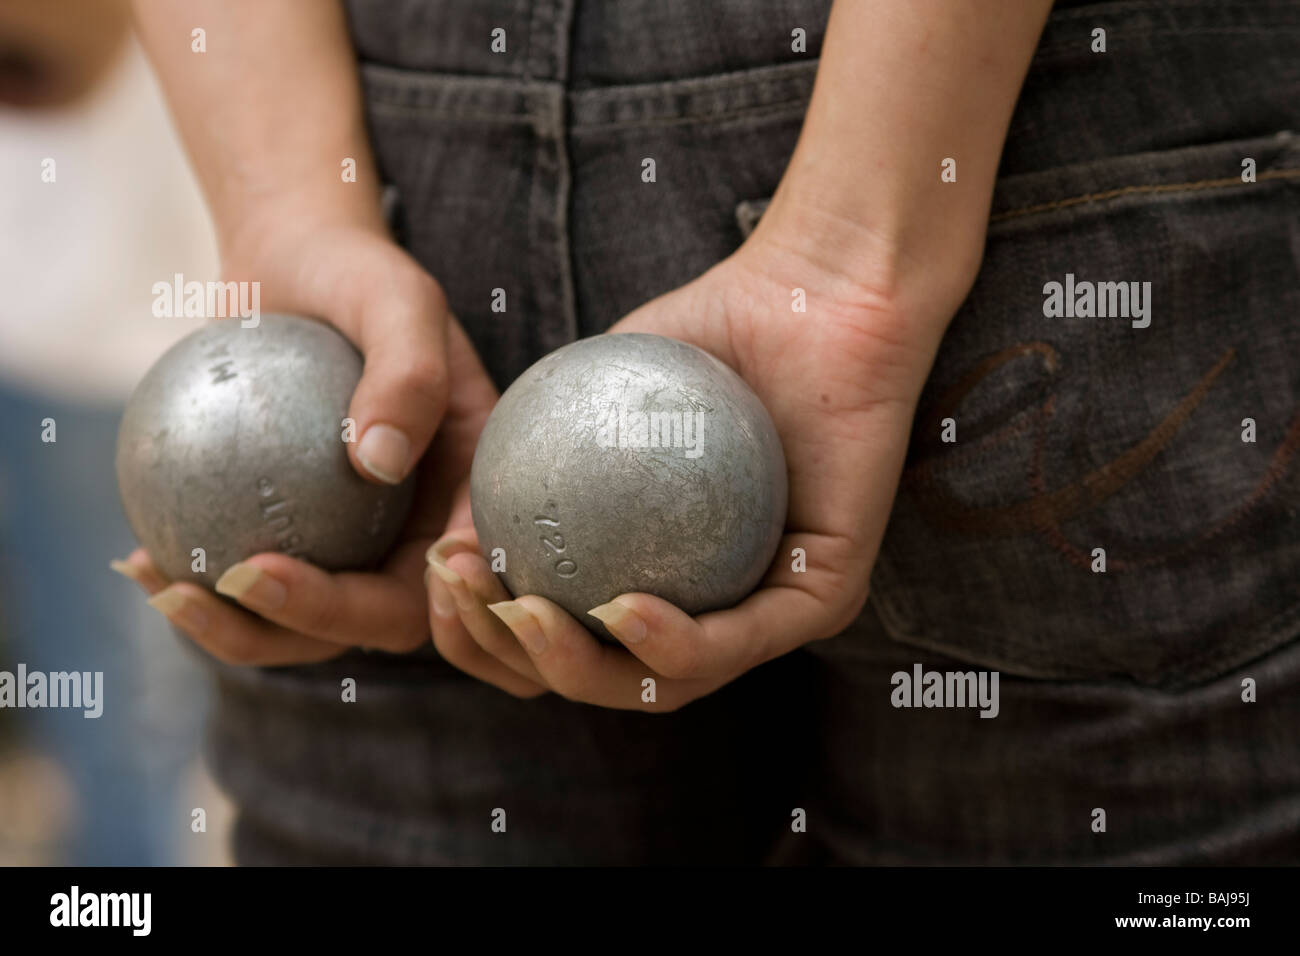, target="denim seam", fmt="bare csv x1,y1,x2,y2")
989,167,1300,224
1046,0,1298,20
870,548,1300,688
366,103,544,125
359,59,820,123
573,101,812,134
527,85,578,348
569,59,818,103
1034,26,1300,62
524,0,555,83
